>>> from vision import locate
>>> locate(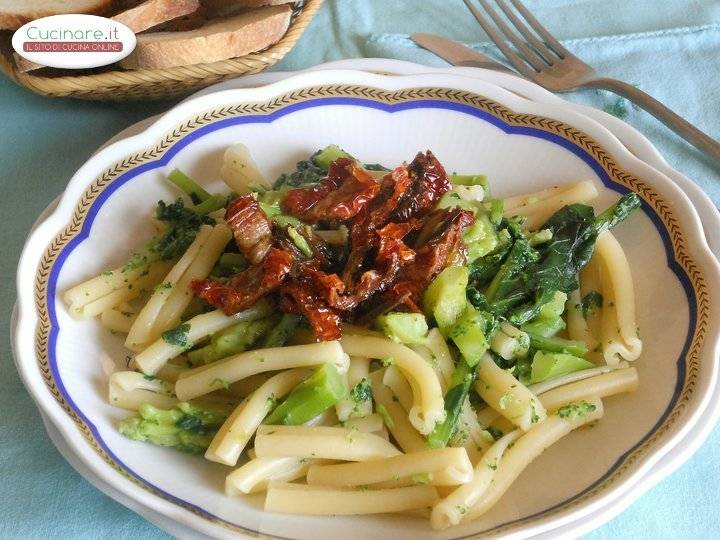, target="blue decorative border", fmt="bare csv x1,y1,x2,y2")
43,95,696,538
